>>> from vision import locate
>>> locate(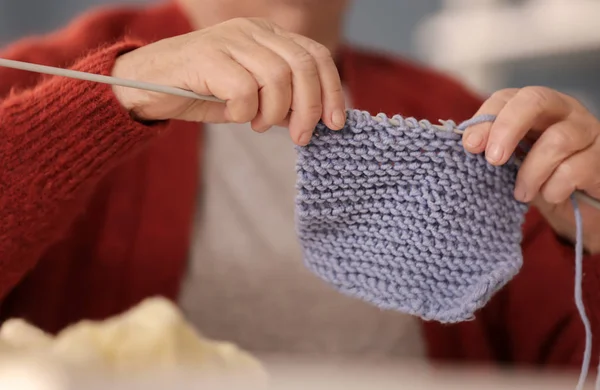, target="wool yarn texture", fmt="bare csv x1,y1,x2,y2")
295,110,528,323
295,109,594,389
